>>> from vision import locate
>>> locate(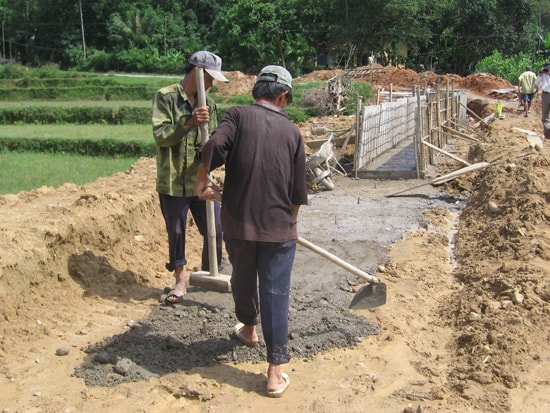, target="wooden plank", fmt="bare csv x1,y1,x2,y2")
306,133,355,150
460,101,488,126
386,151,535,197
421,140,471,166
440,125,479,143
189,271,232,293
